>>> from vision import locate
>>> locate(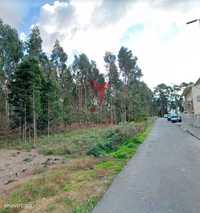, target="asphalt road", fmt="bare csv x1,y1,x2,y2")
93,118,200,213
